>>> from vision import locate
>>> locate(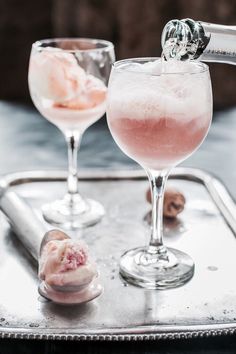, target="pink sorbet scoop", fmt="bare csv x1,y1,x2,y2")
38,230,102,304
